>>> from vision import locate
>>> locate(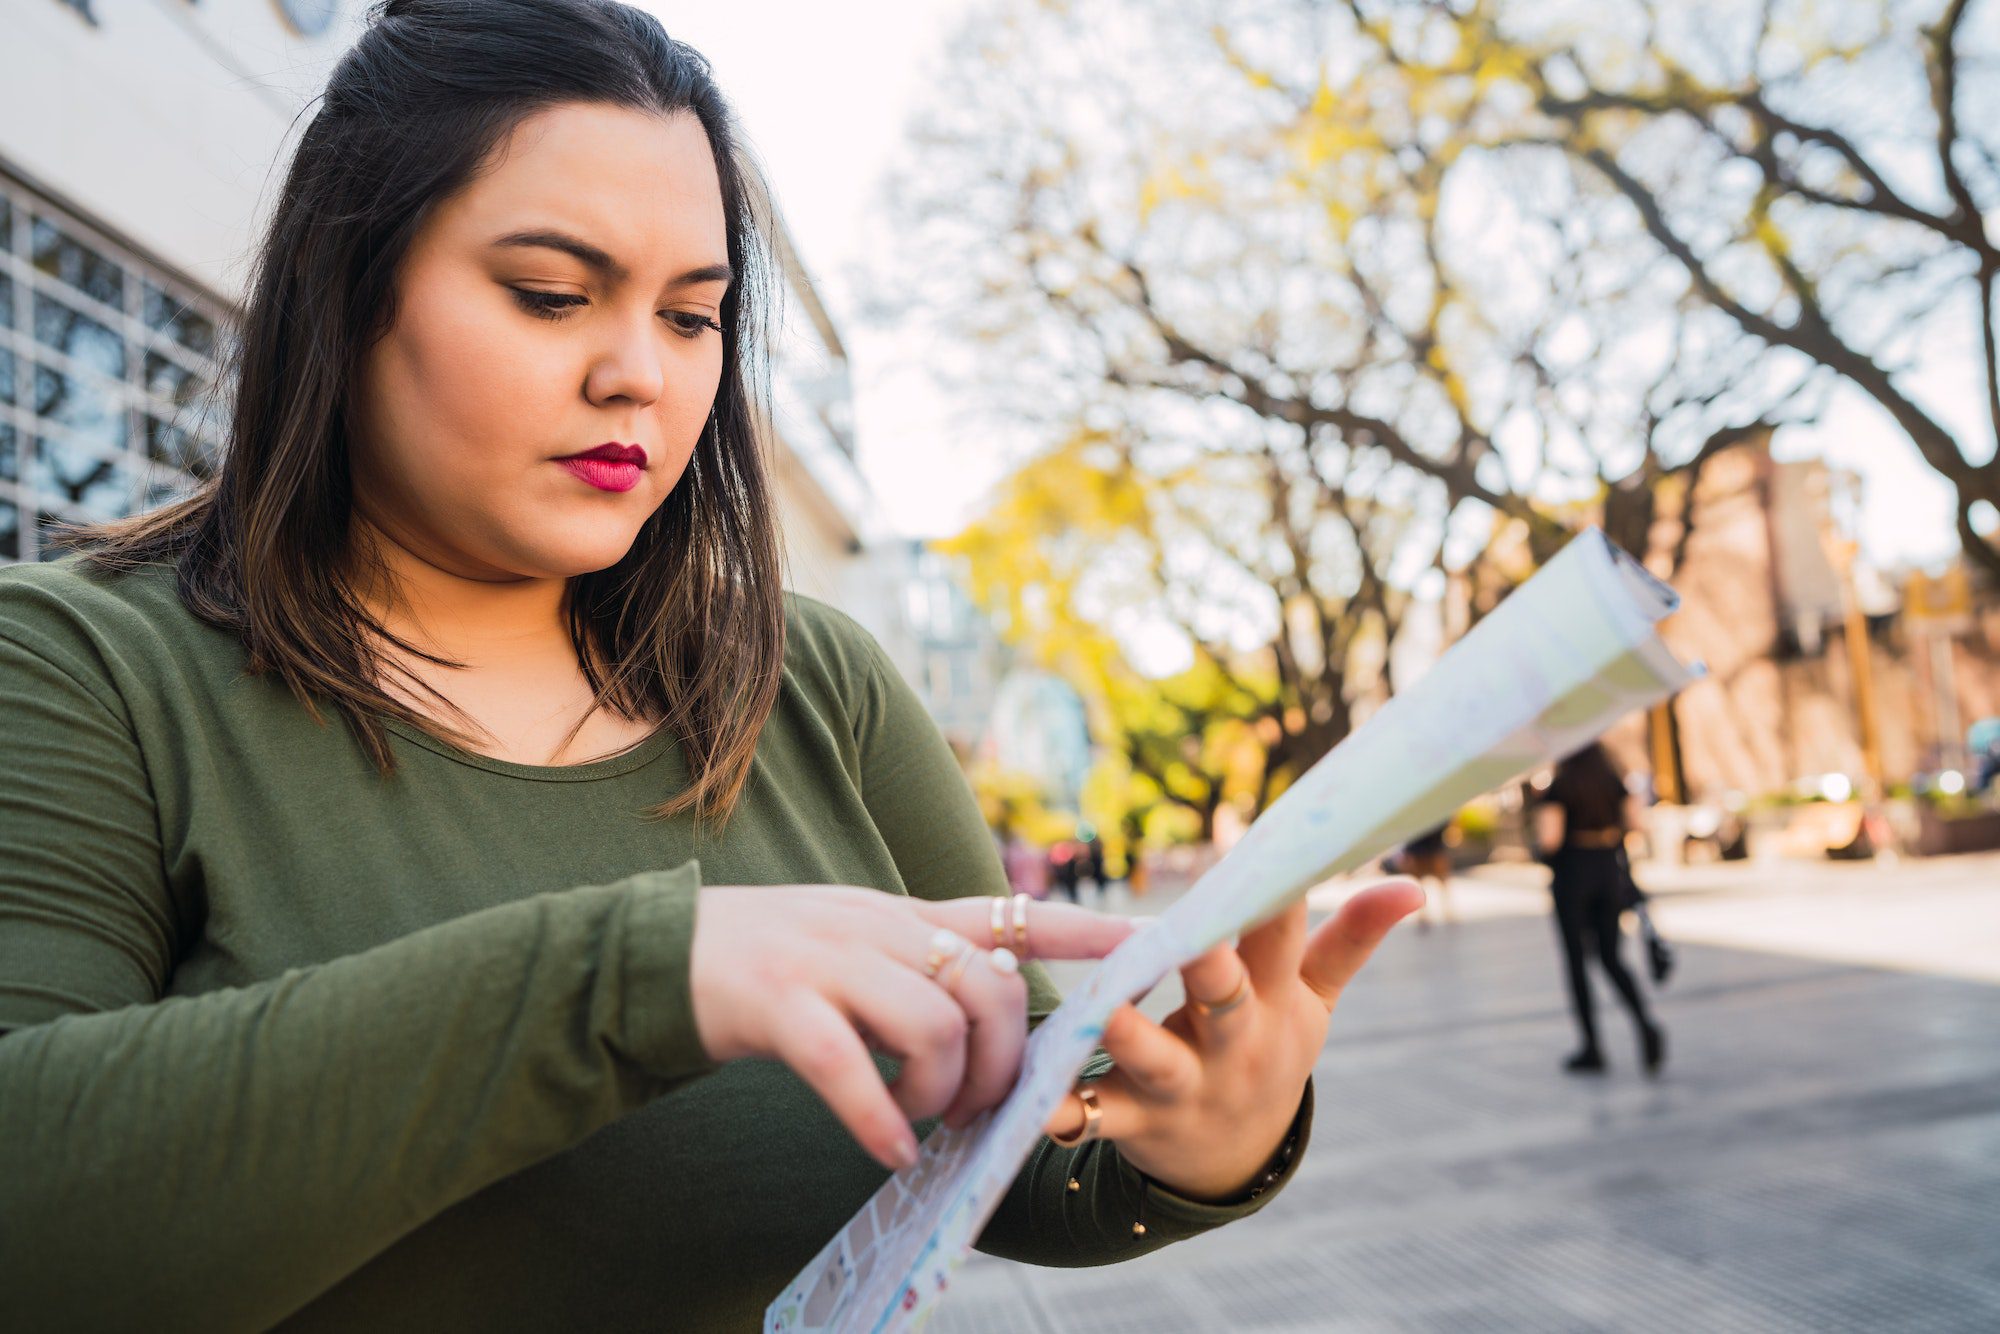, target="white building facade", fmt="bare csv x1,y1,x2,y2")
2,0,893,638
